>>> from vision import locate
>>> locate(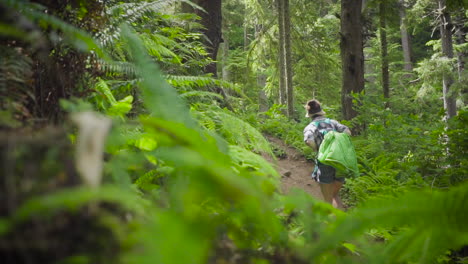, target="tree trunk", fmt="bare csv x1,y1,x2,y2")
244,17,249,51
438,0,457,119
193,0,222,77
186,0,231,108
455,17,467,105
399,0,413,72
222,32,229,81
455,26,465,80
380,0,390,99
255,23,269,112
340,0,364,121
284,0,294,117
277,0,287,106
258,77,269,112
